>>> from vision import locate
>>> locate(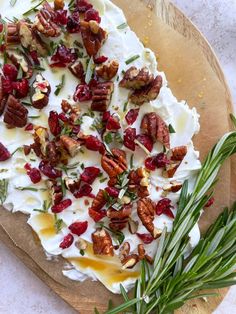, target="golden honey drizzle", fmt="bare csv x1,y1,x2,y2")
33,213,56,238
